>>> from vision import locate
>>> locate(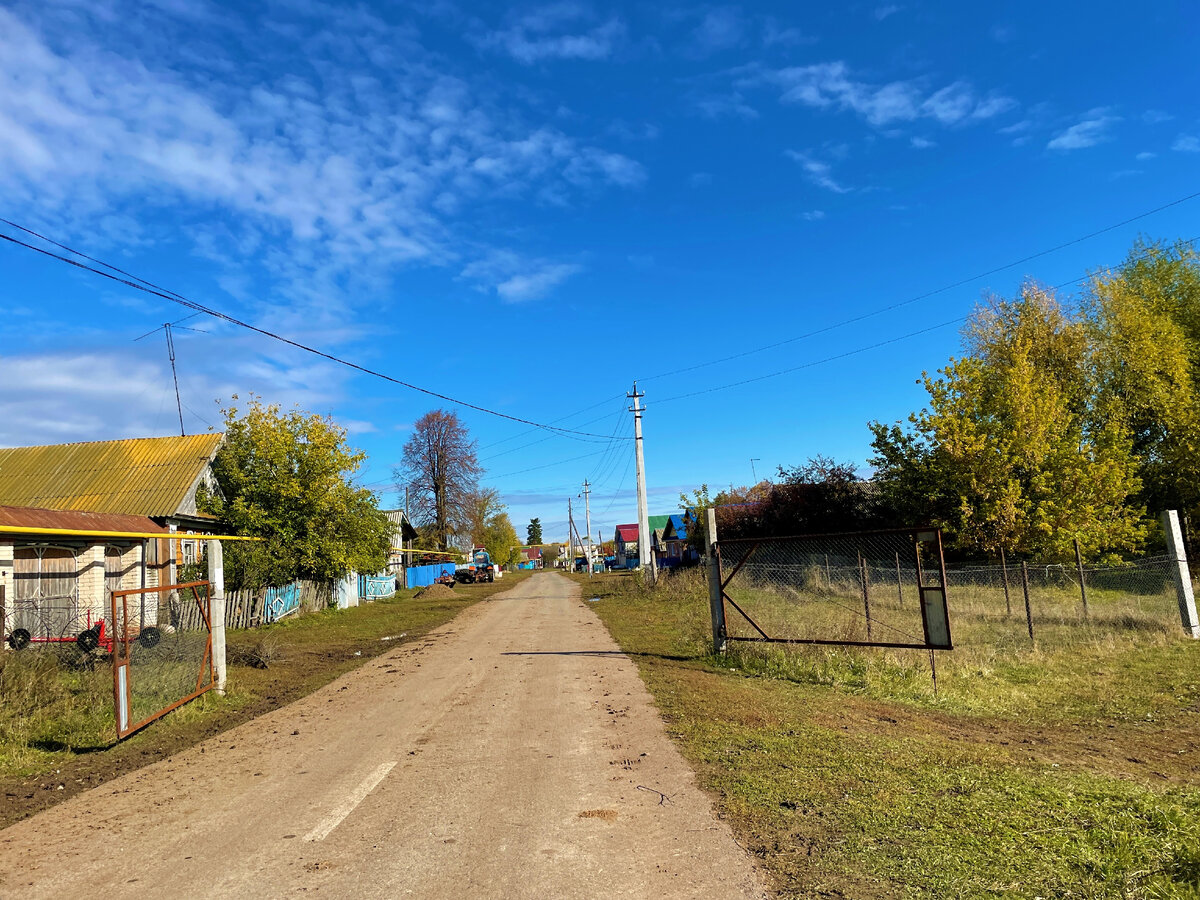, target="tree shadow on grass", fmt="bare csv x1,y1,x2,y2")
28,739,114,754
